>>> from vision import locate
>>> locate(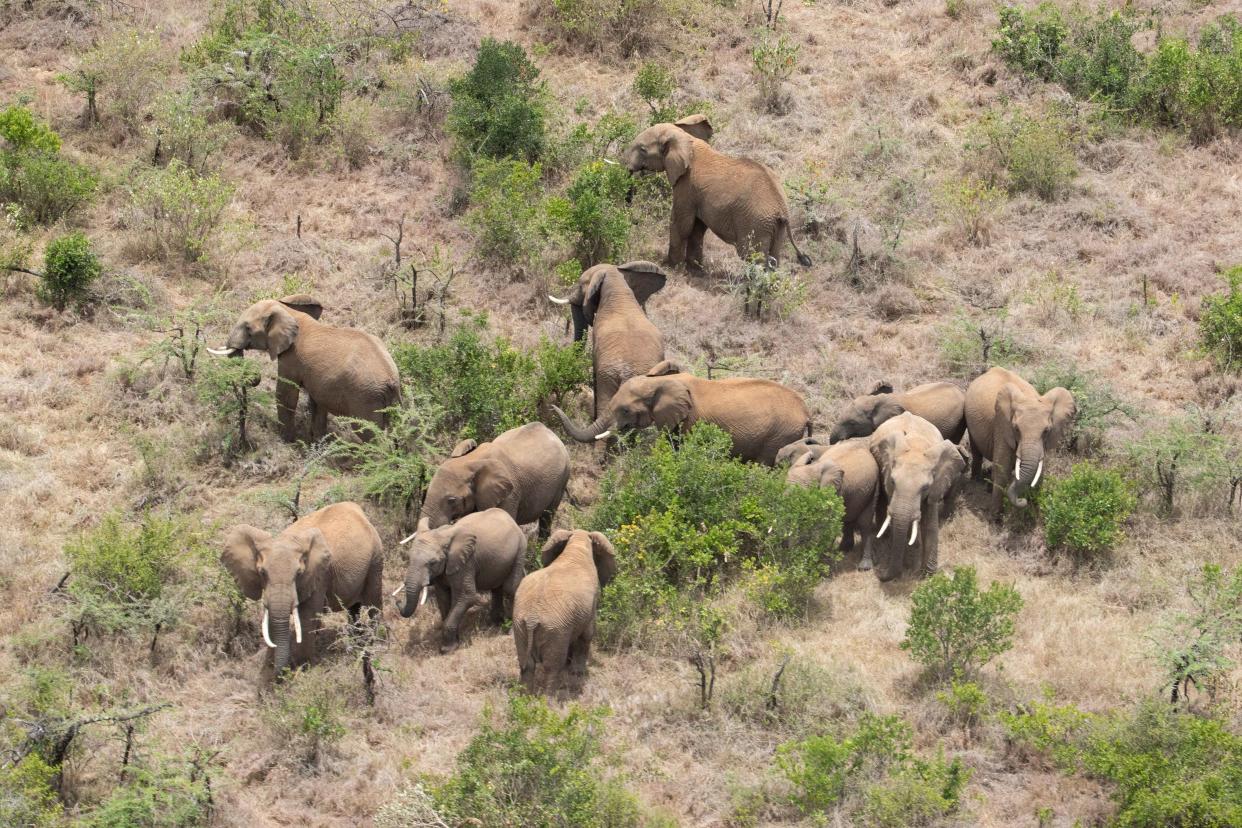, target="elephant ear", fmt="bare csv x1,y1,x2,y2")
474,460,515,513
279,294,323,320
264,303,300,359
673,114,713,142
650,377,693,430
818,460,846,493
618,261,667,307
995,383,1021,451
445,531,477,577
580,268,608,327
867,380,895,396
869,429,905,486
1045,387,1077,448
221,525,270,601
540,529,575,567
660,126,694,186
866,396,906,427
929,441,968,500
289,527,333,605
450,439,479,458
645,360,682,377
588,531,618,588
